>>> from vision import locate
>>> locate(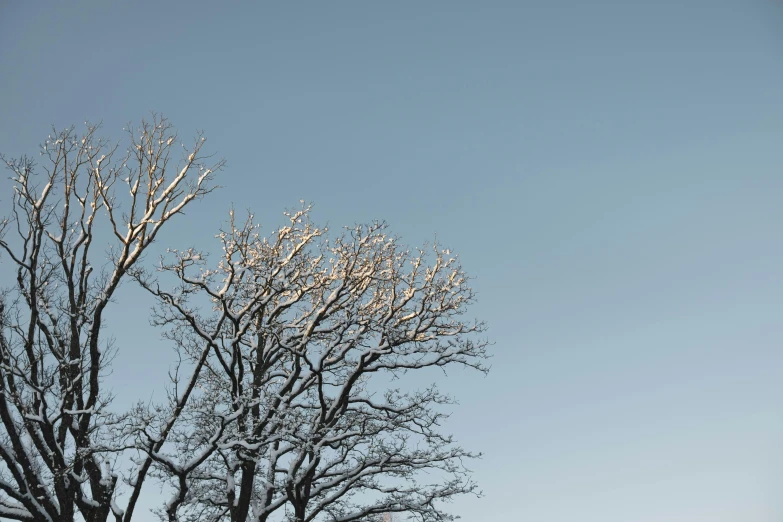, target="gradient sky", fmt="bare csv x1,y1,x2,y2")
2,2,783,521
